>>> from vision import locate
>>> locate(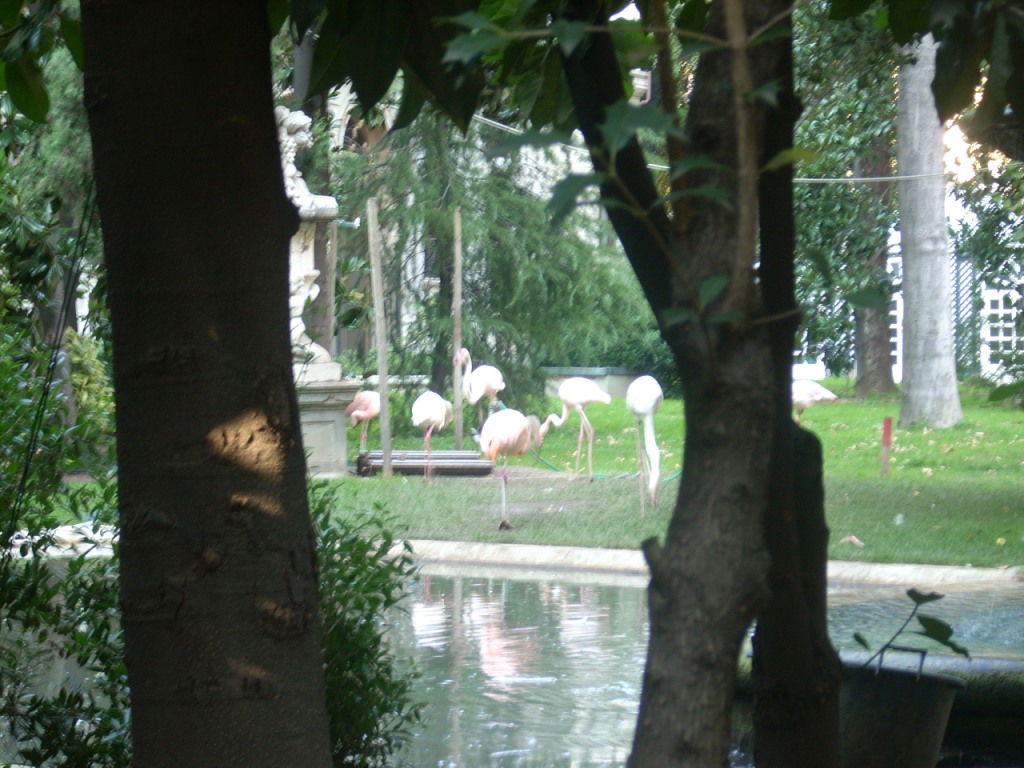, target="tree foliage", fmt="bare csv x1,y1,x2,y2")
332,106,672,408
792,4,900,373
